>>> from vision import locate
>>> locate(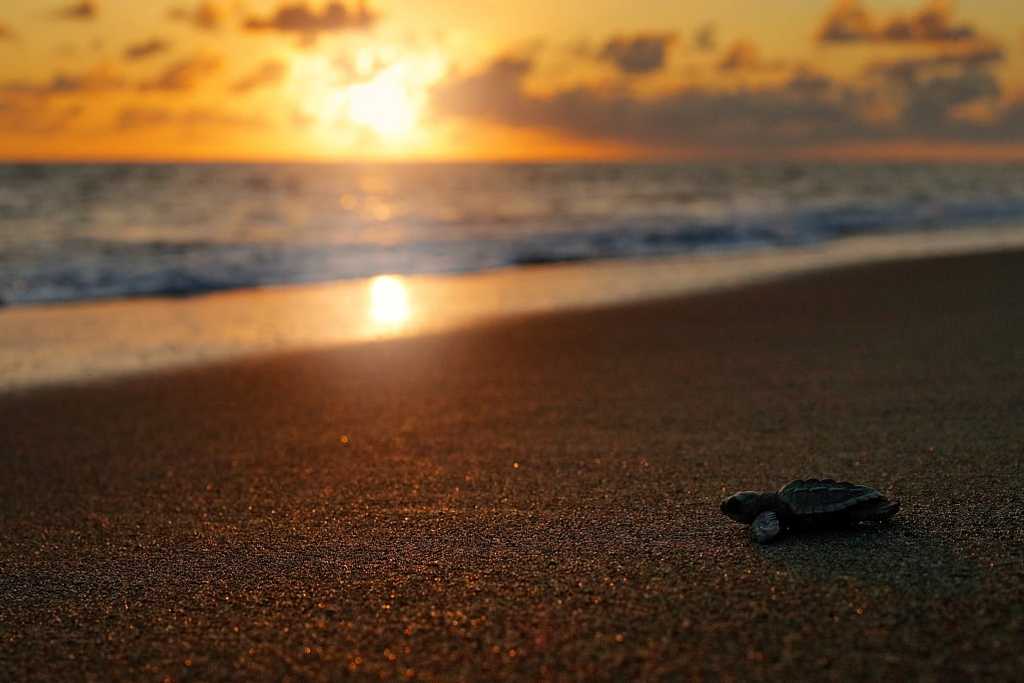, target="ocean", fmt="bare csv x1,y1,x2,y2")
3,161,1024,306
